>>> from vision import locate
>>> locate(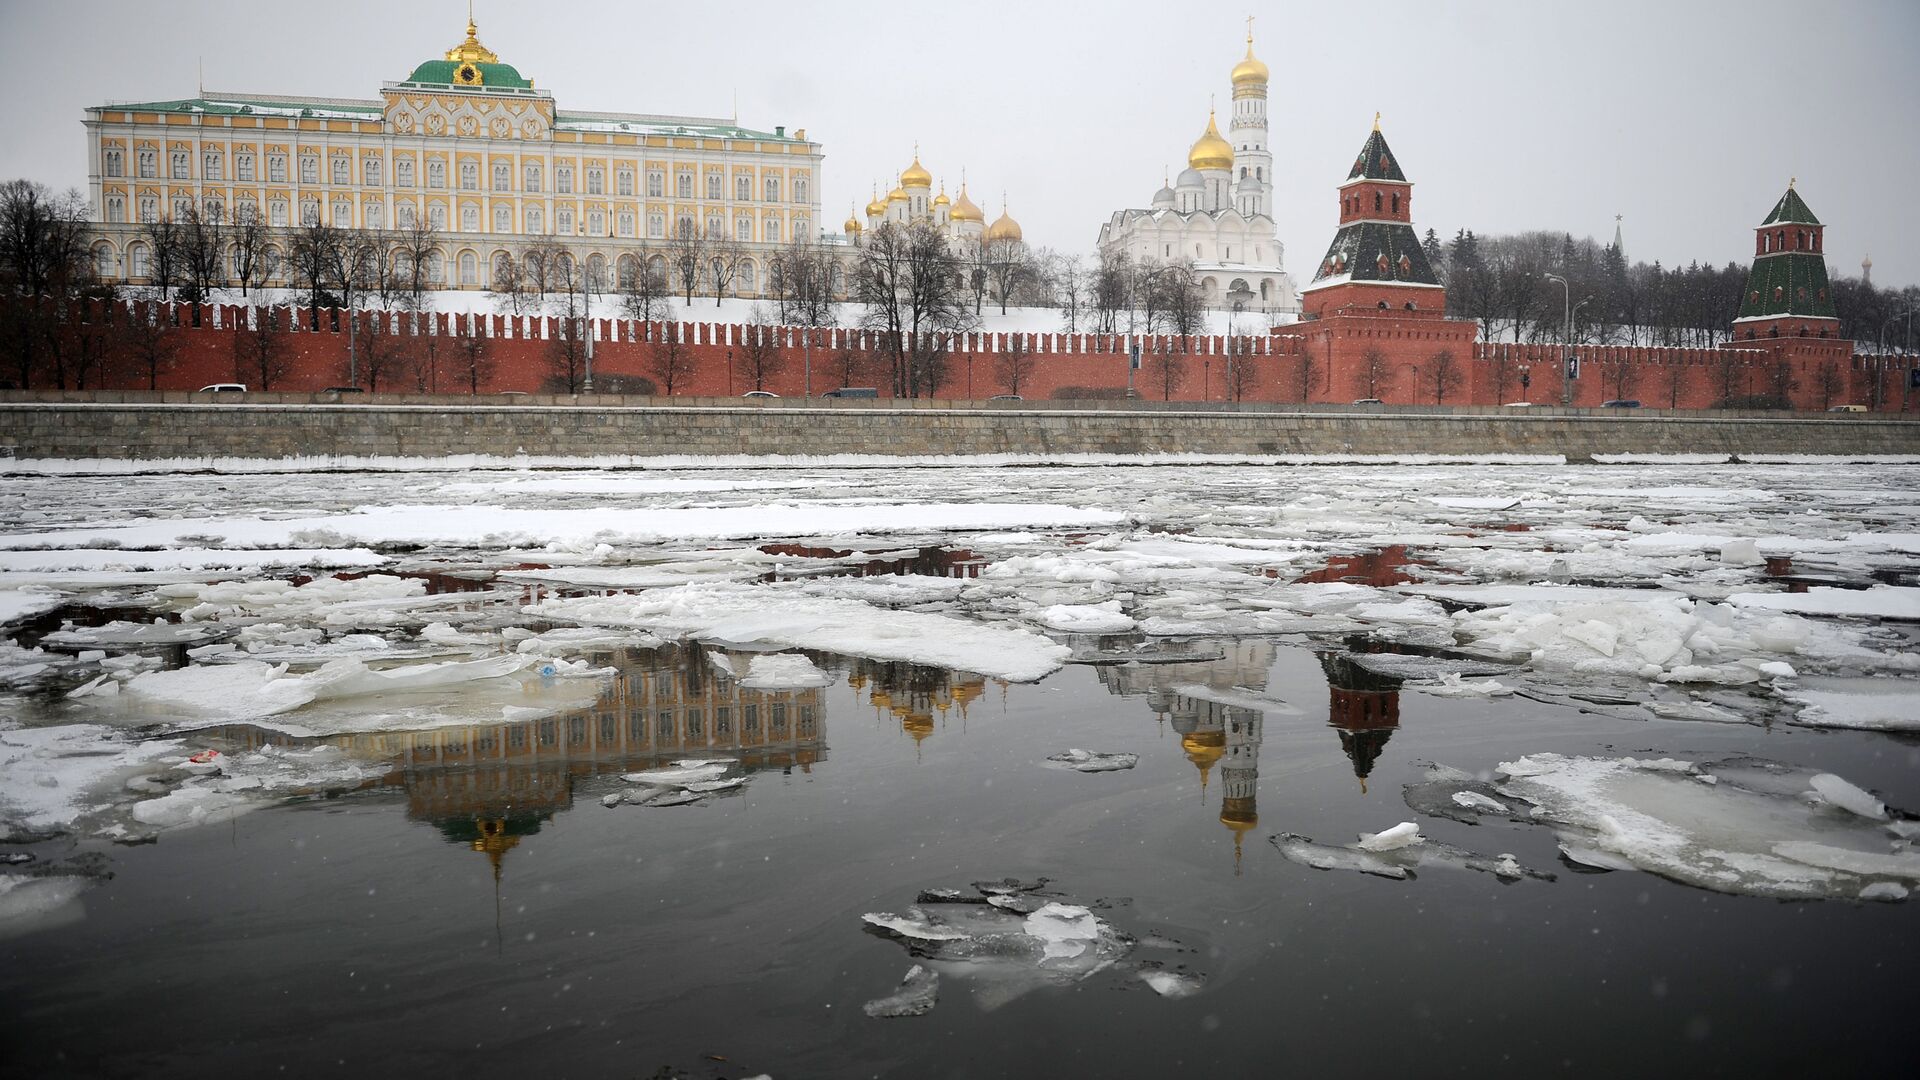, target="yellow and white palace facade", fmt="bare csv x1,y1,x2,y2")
81,18,824,296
